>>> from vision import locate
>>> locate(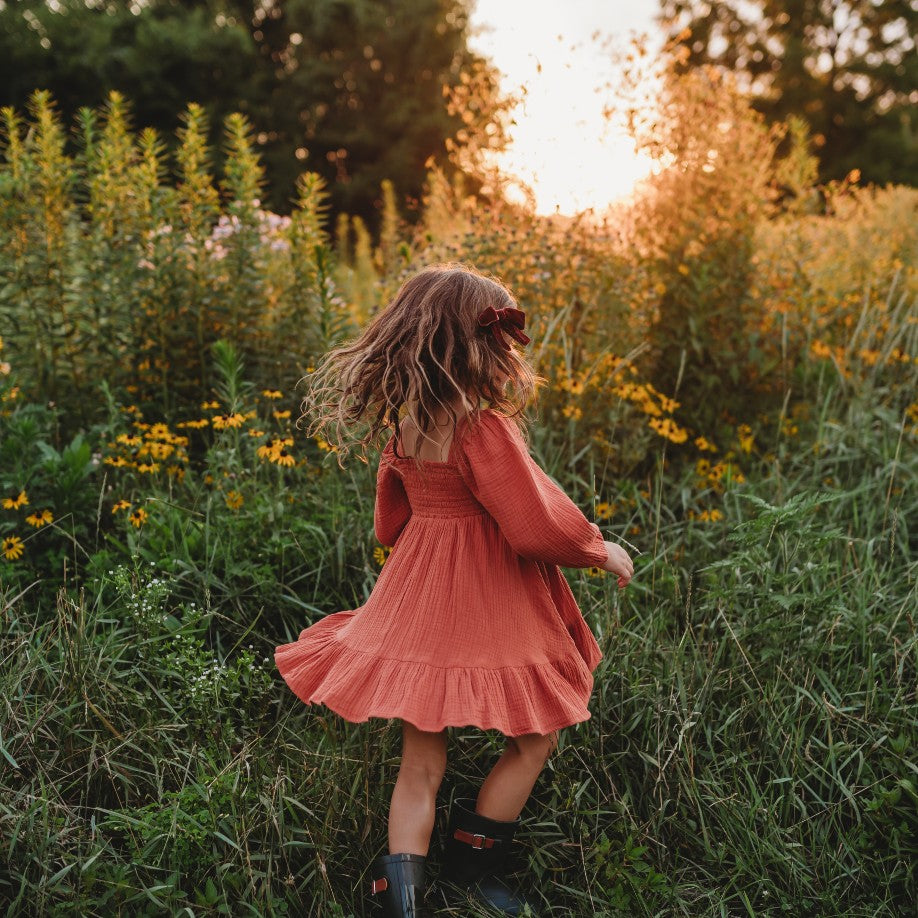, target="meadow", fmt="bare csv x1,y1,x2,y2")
0,87,916,917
